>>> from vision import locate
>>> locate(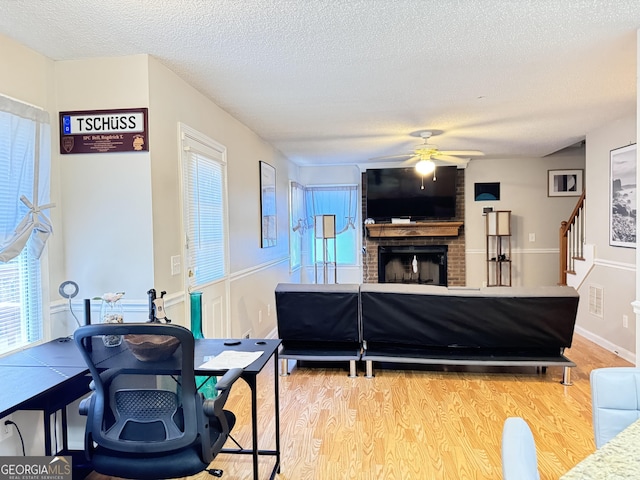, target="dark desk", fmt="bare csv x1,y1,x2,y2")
196,339,281,480
0,337,281,480
0,339,93,457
